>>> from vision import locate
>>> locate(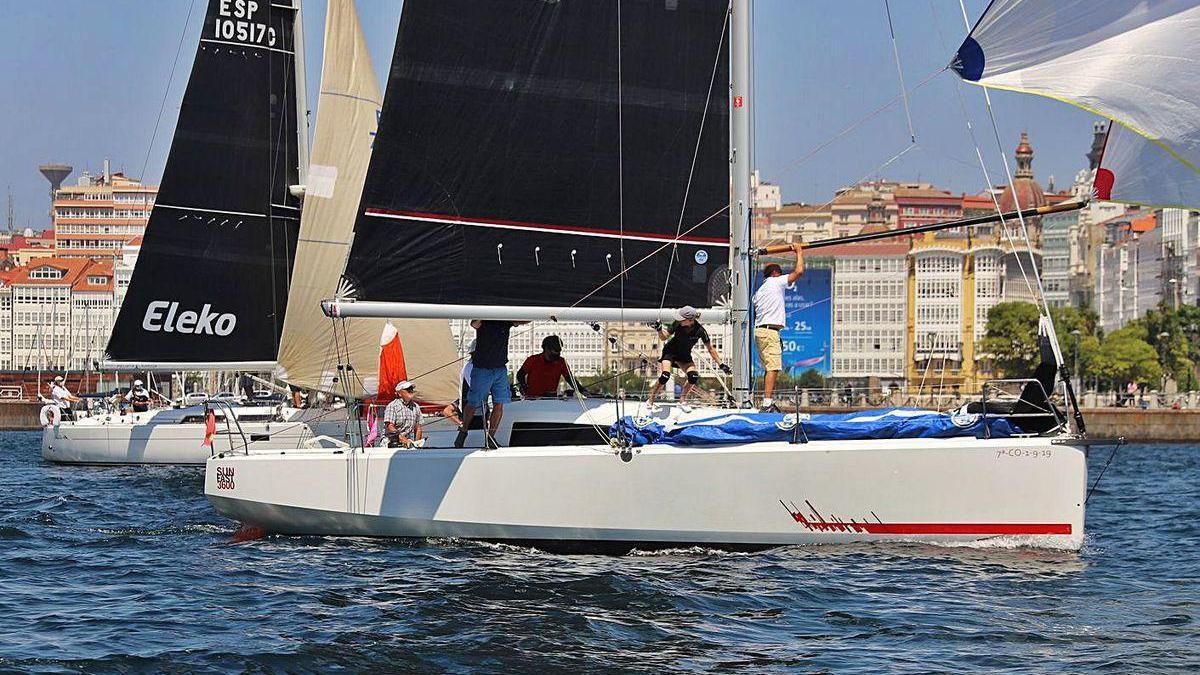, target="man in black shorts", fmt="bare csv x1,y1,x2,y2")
646,305,731,407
